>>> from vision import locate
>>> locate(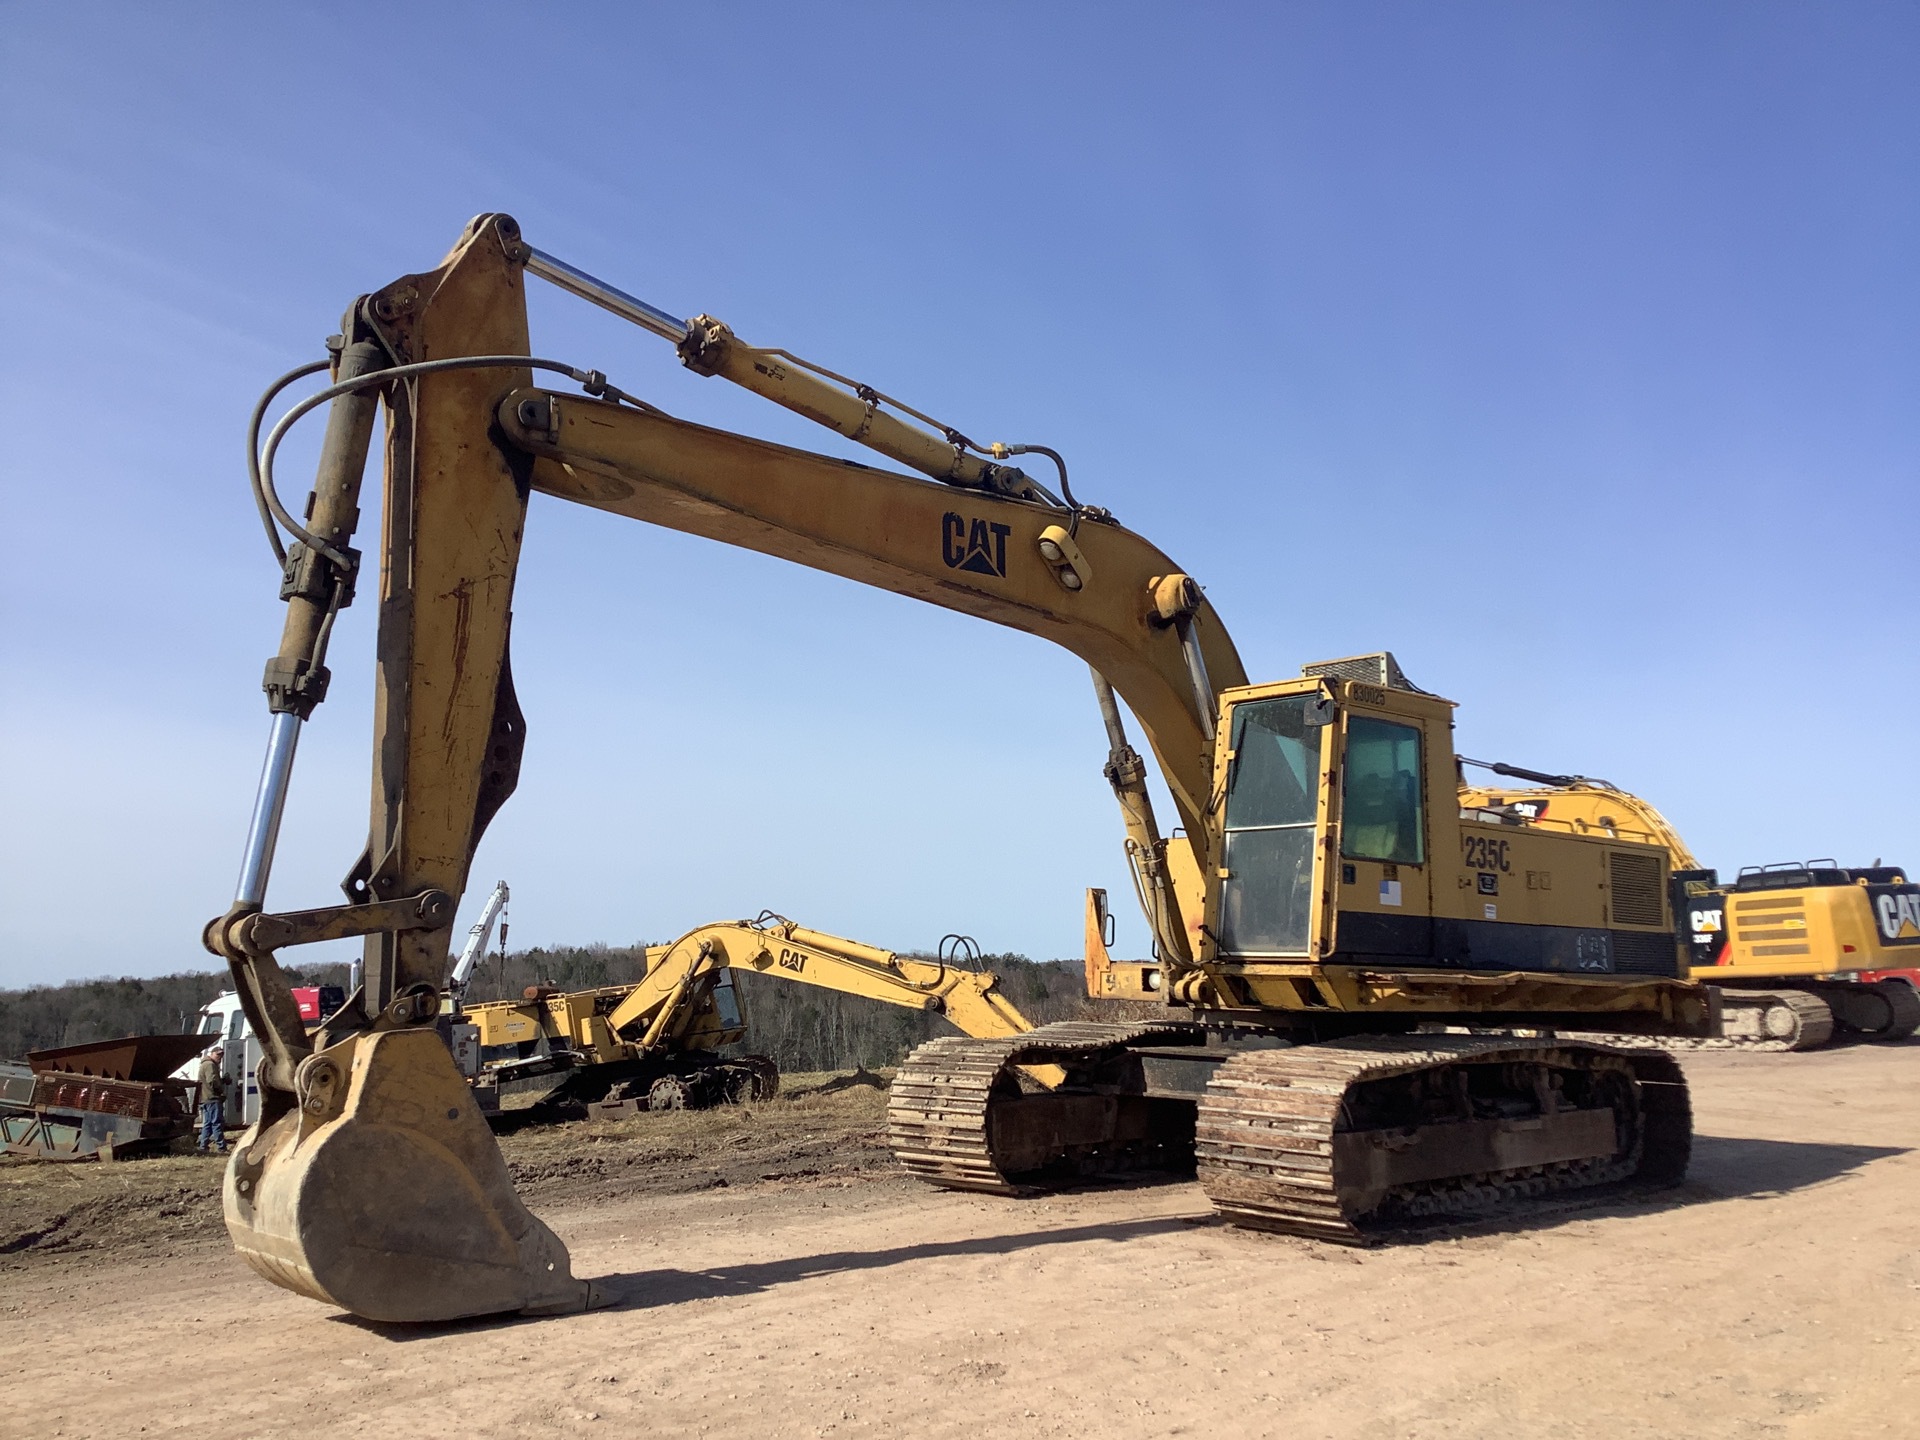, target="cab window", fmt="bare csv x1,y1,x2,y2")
1341,718,1425,865
1224,697,1321,829
712,973,744,1030
1218,695,1325,954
